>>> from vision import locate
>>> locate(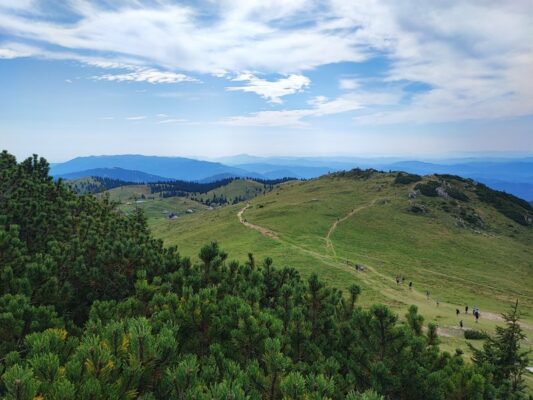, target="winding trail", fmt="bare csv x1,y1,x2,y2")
325,198,380,256
236,201,533,336
238,204,279,240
